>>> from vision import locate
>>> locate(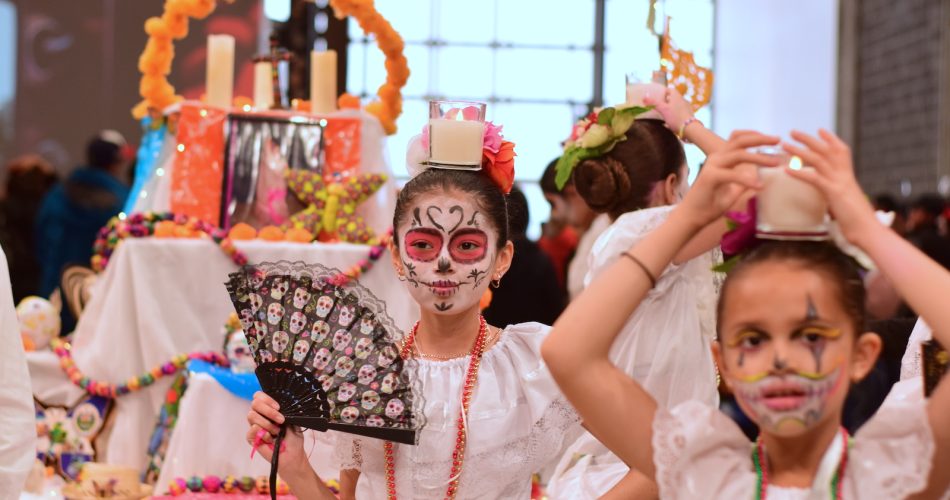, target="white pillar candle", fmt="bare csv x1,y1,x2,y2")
625,81,666,119
206,34,235,109
310,50,337,114
757,163,828,236
428,118,485,166
253,61,274,109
